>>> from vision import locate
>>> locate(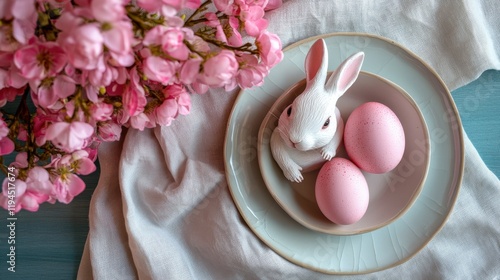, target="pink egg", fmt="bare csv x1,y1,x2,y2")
344,102,405,174
315,158,369,225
